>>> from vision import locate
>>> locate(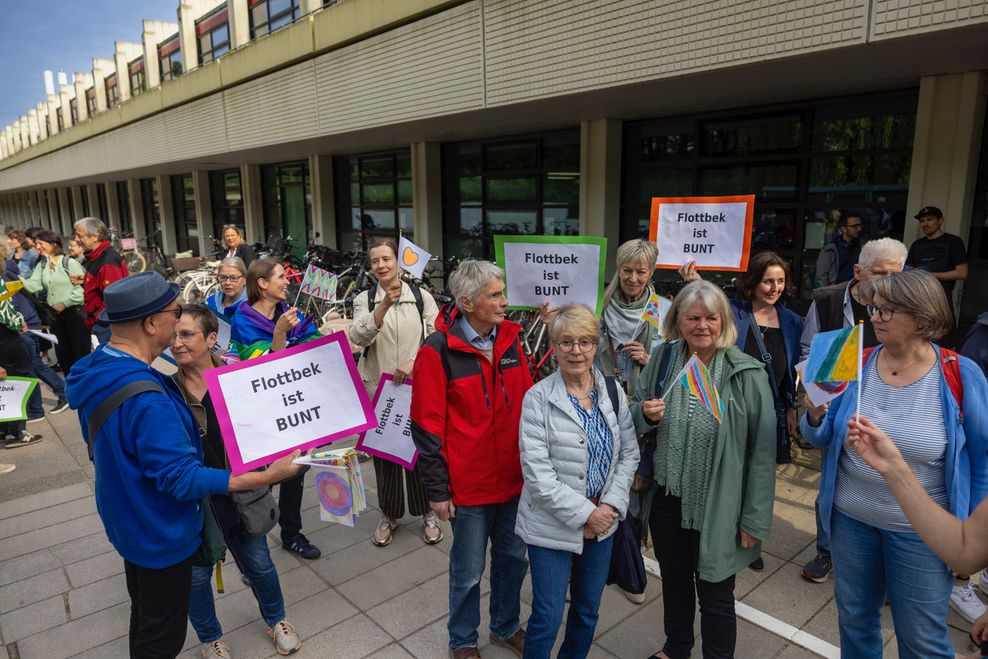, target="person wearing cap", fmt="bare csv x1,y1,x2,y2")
64,271,303,659
906,206,968,307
